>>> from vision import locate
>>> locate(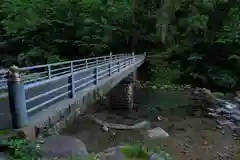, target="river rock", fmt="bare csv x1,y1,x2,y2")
152,86,157,89
40,135,88,158
99,146,123,160
149,152,169,160
101,125,109,132
146,127,169,139
208,112,219,118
